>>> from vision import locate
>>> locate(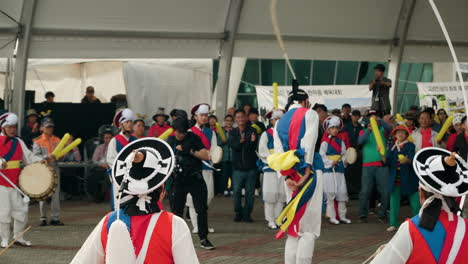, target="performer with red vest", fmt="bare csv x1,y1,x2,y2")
187,103,217,234
106,108,137,210
71,138,199,263
148,107,172,138
369,148,468,263
0,113,45,248
269,82,323,264
257,109,286,229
